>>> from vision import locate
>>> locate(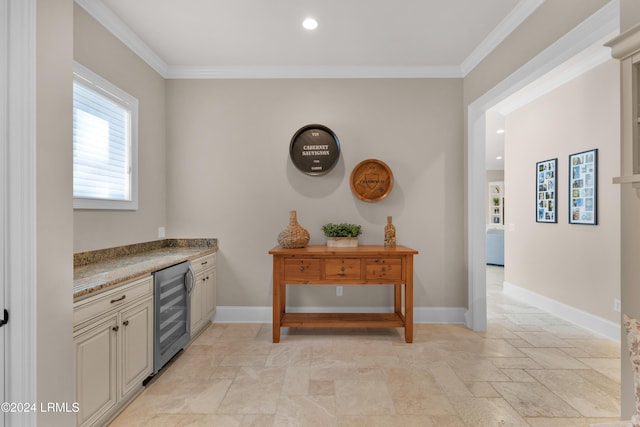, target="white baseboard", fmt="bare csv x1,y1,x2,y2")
212,306,467,324
503,281,620,342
